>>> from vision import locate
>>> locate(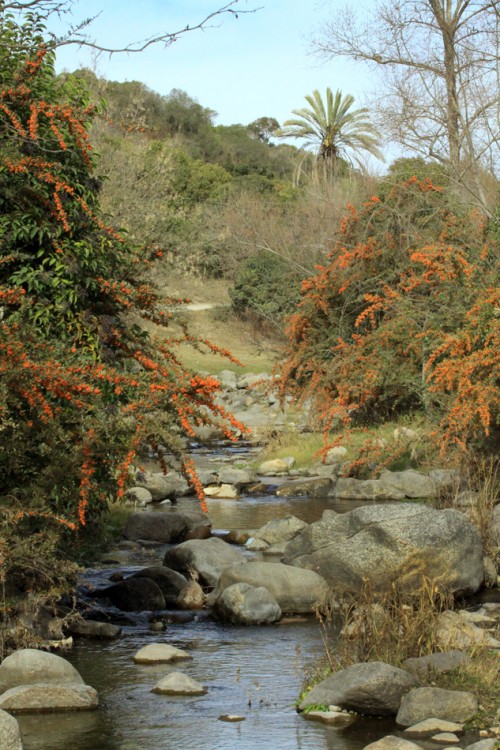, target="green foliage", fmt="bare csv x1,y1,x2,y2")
229,252,302,328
